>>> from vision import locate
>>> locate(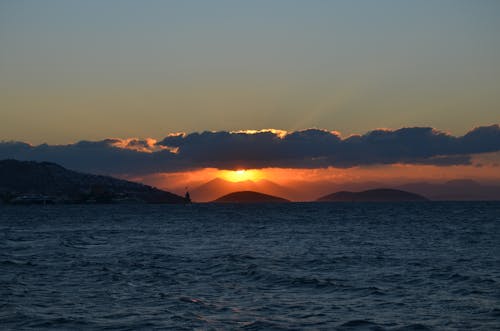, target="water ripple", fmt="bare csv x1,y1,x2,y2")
1,202,499,330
